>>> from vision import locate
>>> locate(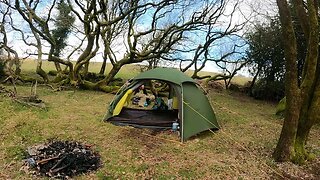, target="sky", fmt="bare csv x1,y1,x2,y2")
2,0,278,77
